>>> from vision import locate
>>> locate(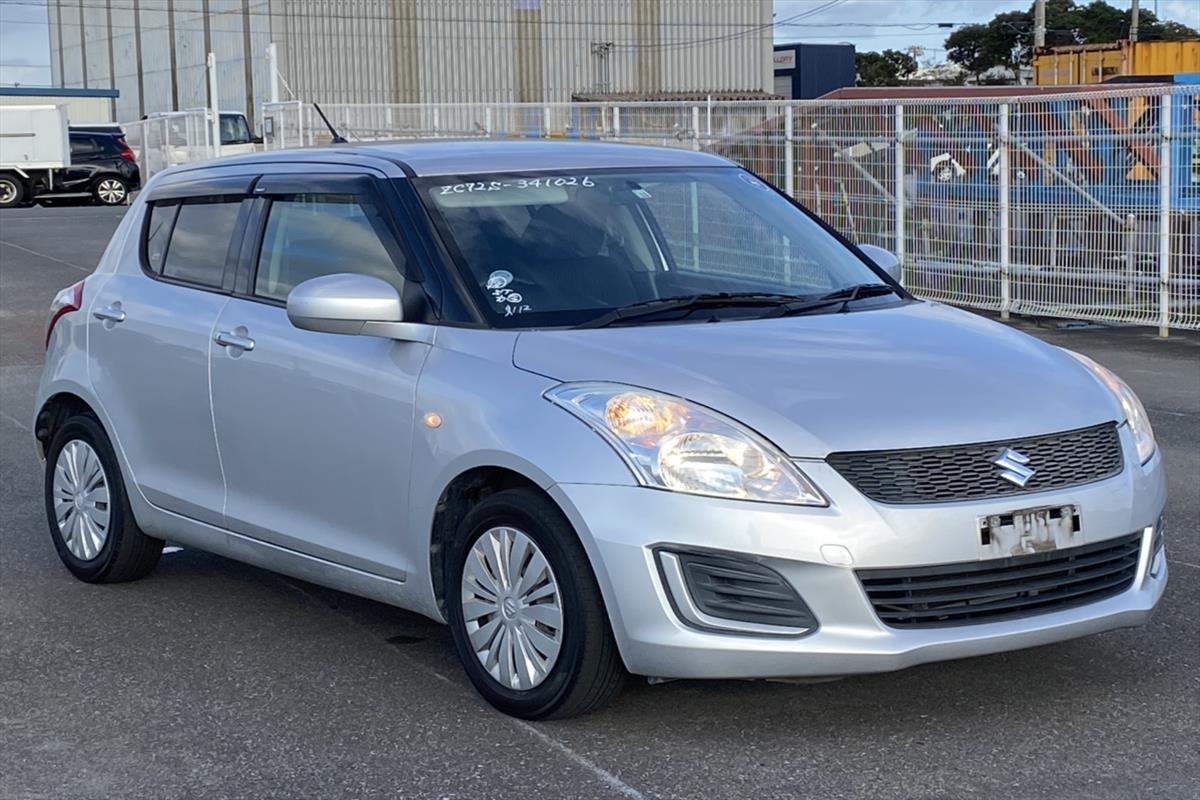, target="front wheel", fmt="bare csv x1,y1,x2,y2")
92,176,129,206
44,414,163,582
446,488,626,719
0,174,25,208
